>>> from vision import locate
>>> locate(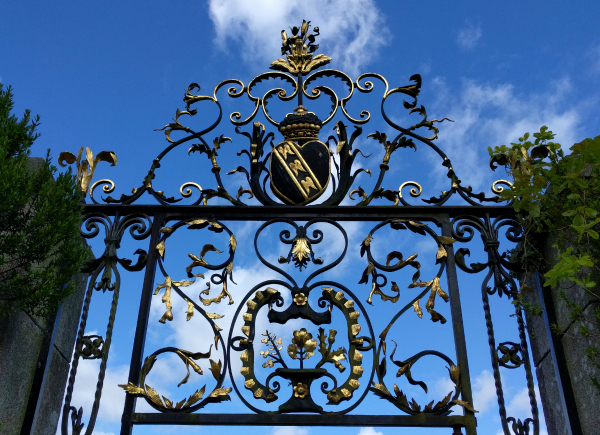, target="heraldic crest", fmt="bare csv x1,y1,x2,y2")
270,22,331,205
